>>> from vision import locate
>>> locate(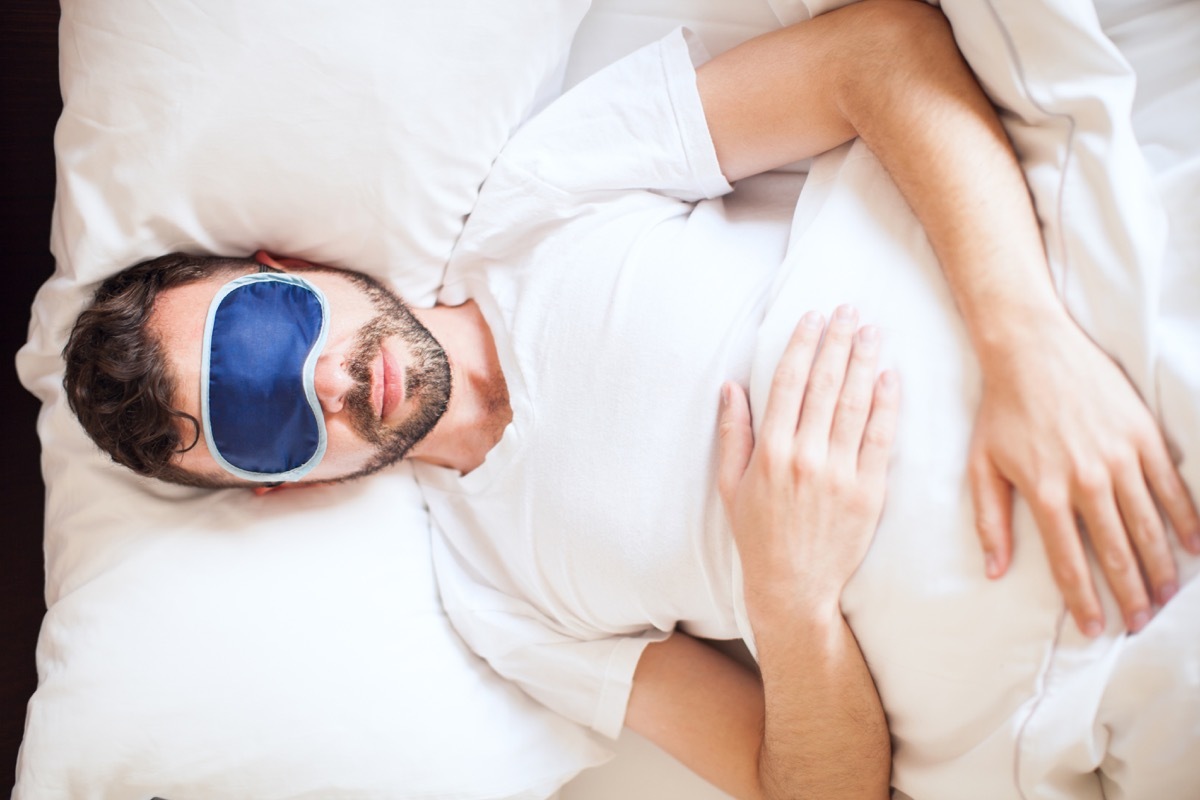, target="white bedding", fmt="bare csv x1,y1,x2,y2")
15,0,1200,797
749,1,1200,797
